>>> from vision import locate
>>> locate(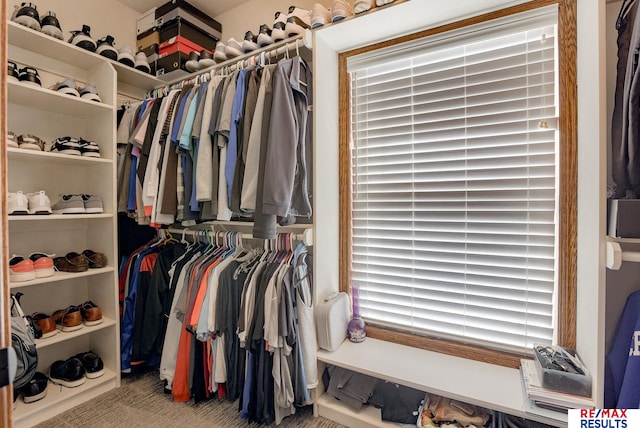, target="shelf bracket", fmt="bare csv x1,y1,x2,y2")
606,237,640,270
